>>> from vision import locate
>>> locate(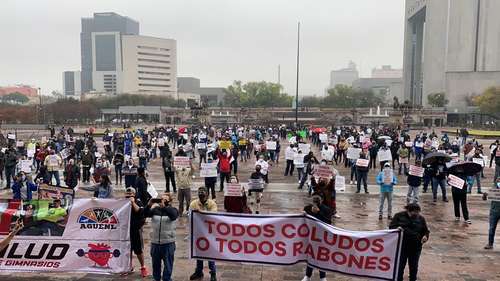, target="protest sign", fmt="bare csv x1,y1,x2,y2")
147,182,159,199
197,142,207,150
174,156,191,169
496,149,500,157
16,141,24,147
266,141,277,150
190,211,402,281
60,148,70,159
355,159,369,167
321,148,334,161
298,143,310,154
247,179,264,191
157,138,165,147
200,163,218,178
447,174,465,189
405,141,413,147
27,147,36,158
346,148,362,160
182,133,188,140
219,141,231,150
224,183,243,197
38,184,75,206
377,150,392,162
319,133,328,143
41,136,47,143
383,170,394,185
330,138,338,145
335,175,346,192
415,142,423,148
313,165,334,178
184,143,193,151
336,129,341,136
408,165,424,177
398,157,409,164
7,134,15,140
293,154,304,166
0,198,131,274
19,160,32,174
472,157,485,167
